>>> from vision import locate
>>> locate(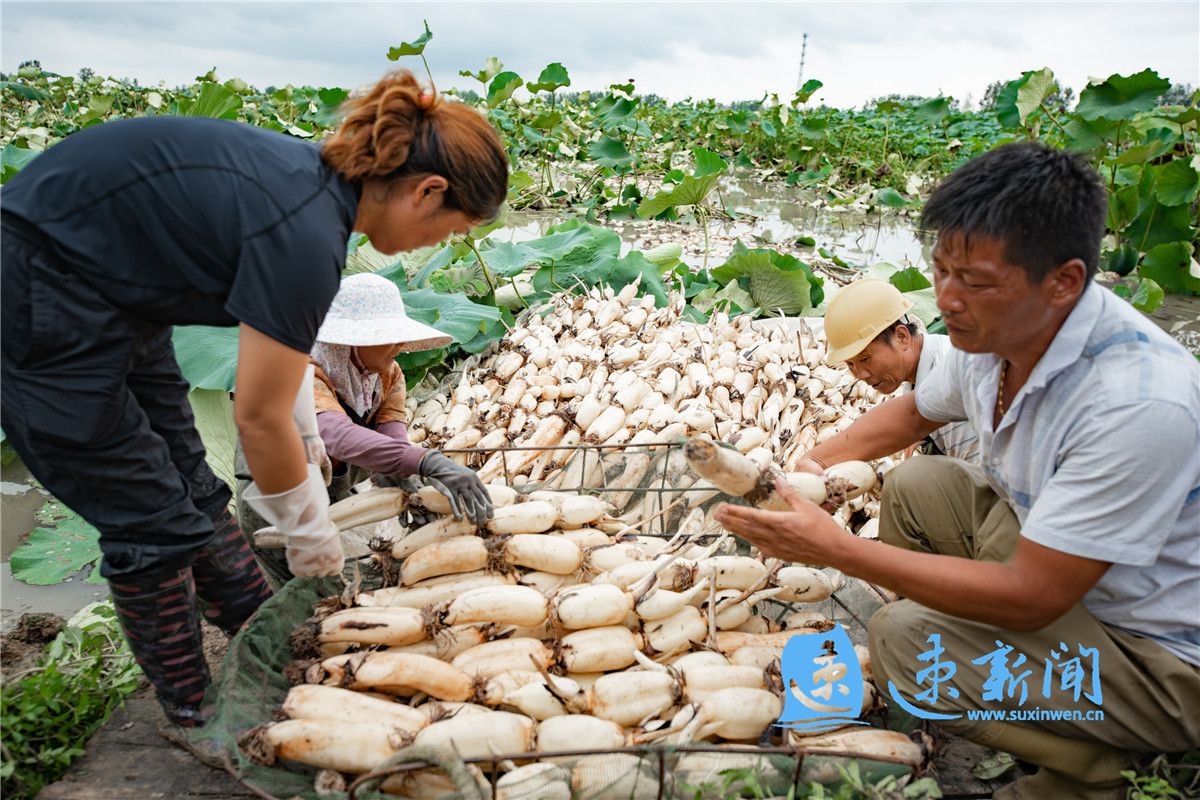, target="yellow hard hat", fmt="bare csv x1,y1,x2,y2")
824,279,914,363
